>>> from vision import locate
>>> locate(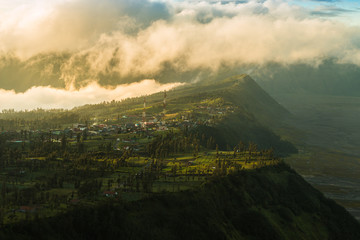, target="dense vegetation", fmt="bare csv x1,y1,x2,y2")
8,75,356,240
0,75,296,154
0,75,295,226
1,163,359,240
193,112,297,155
0,125,280,224
0,74,359,239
